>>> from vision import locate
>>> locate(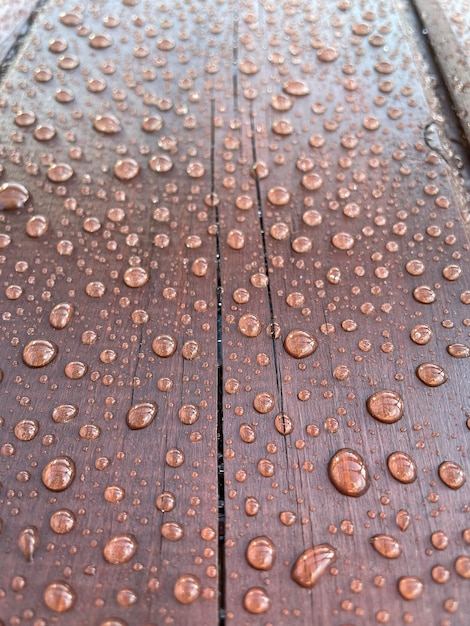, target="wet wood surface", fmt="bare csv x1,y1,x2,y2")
0,1,470,625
